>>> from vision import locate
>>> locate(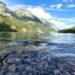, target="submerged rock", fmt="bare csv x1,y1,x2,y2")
0,50,75,75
